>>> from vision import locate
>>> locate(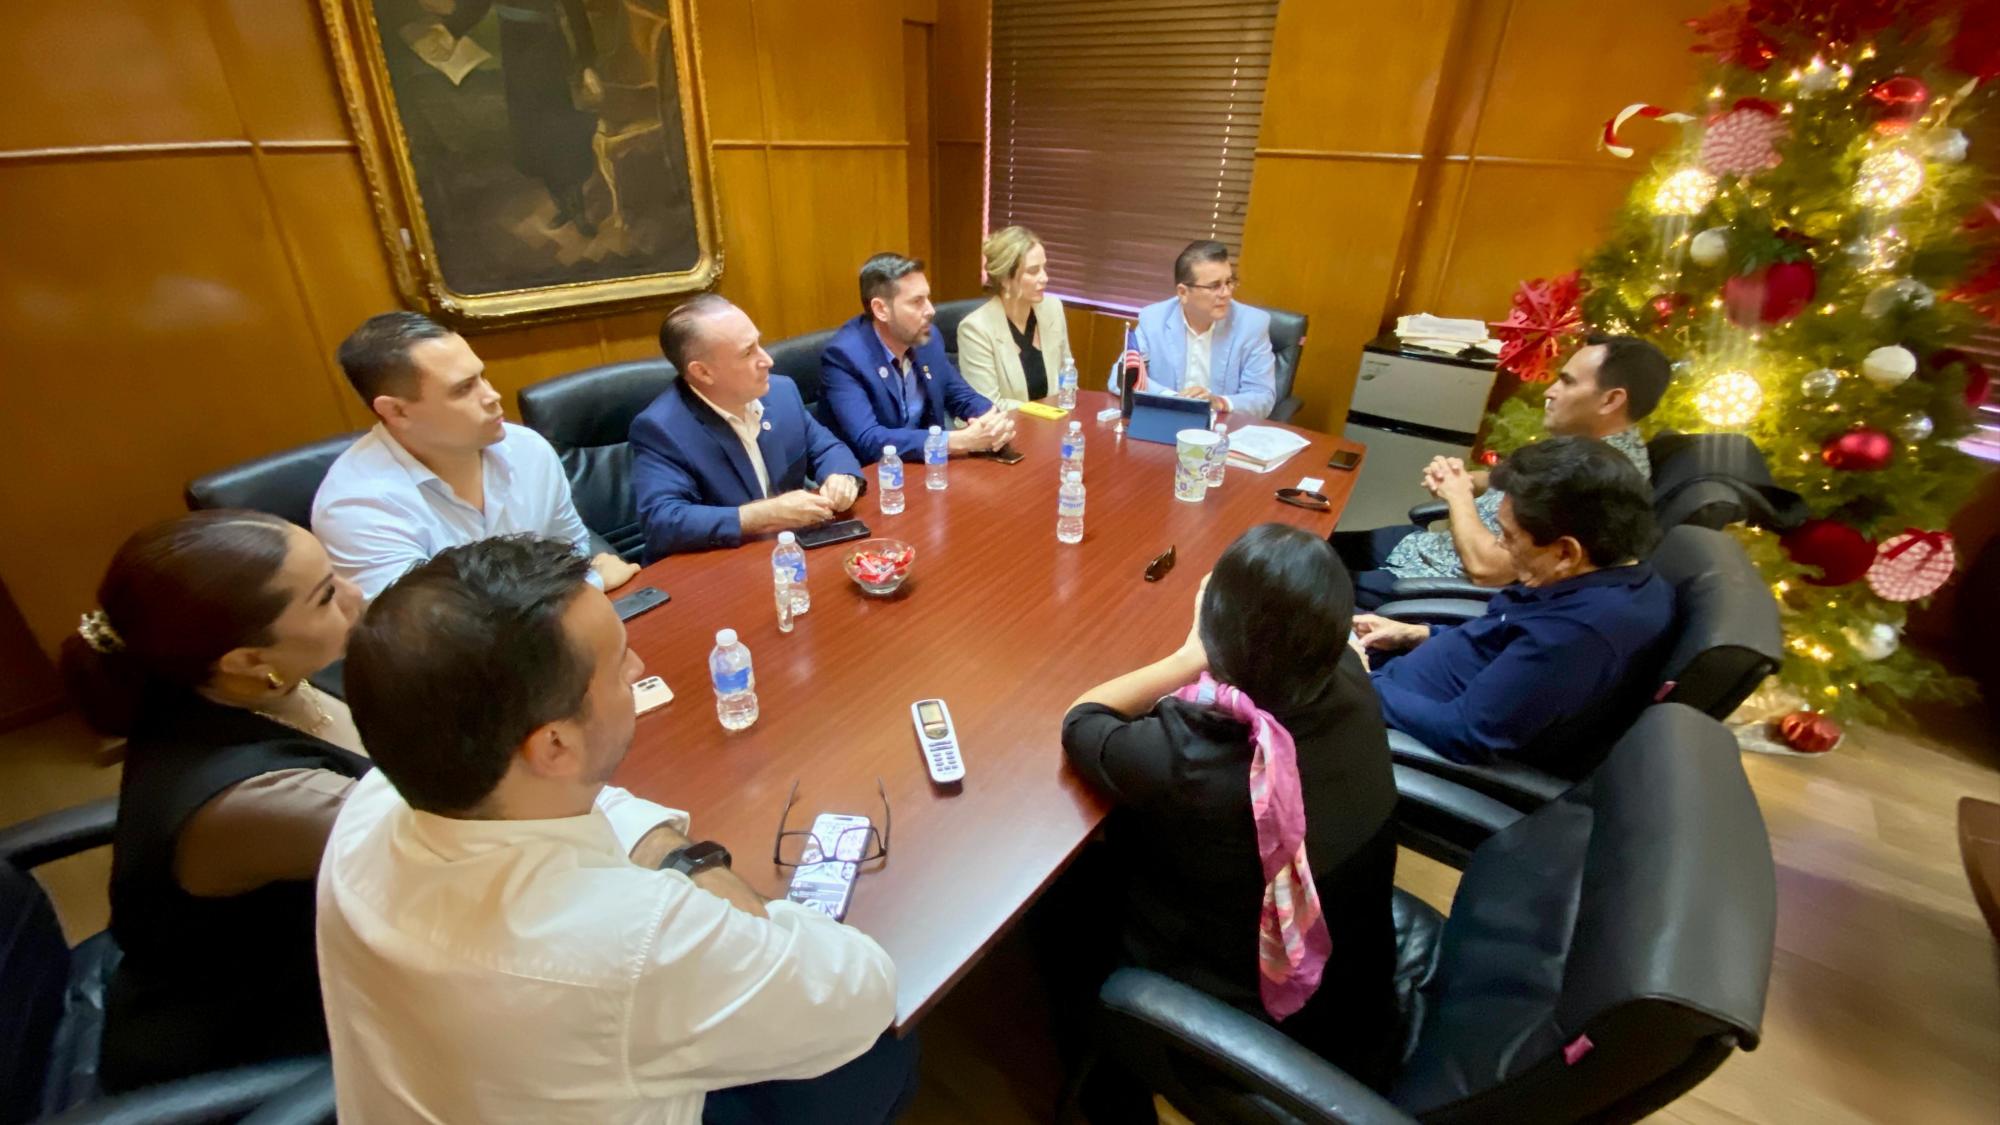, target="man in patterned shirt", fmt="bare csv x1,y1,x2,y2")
1335,335,1672,607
